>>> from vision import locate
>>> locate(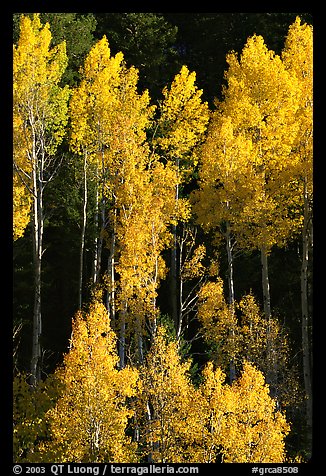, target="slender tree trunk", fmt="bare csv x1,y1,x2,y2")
301,182,312,451
260,245,279,396
170,221,178,328
151,237,159,338
106,224,116,324
260,246,272,321
170,158,180,329
146,400,154,463
225,220,235,306
95,152,107,285
137,321,144,364
78,150,88,309
119,303,127,369
92,163,100,285
95,192,106,283
31,160,43,385
176,225,185,341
